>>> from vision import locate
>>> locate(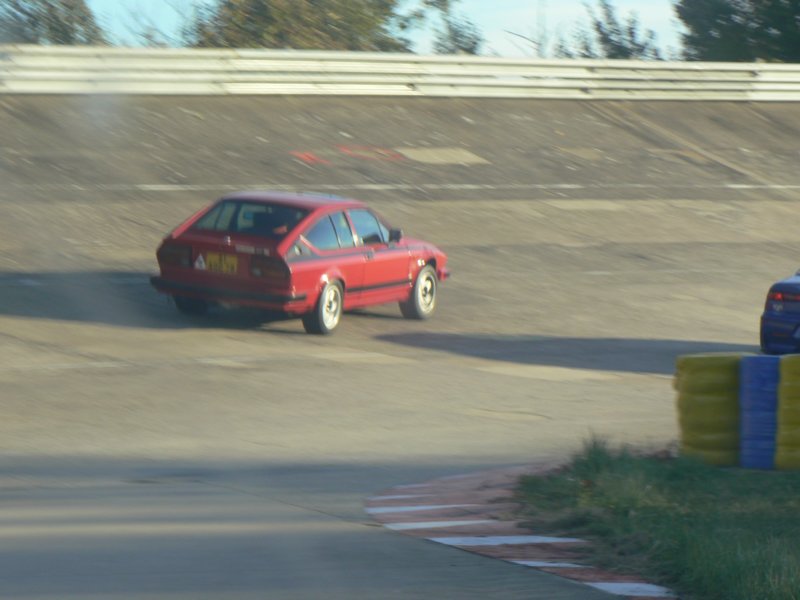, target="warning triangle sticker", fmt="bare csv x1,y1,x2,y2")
194,254,206,270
